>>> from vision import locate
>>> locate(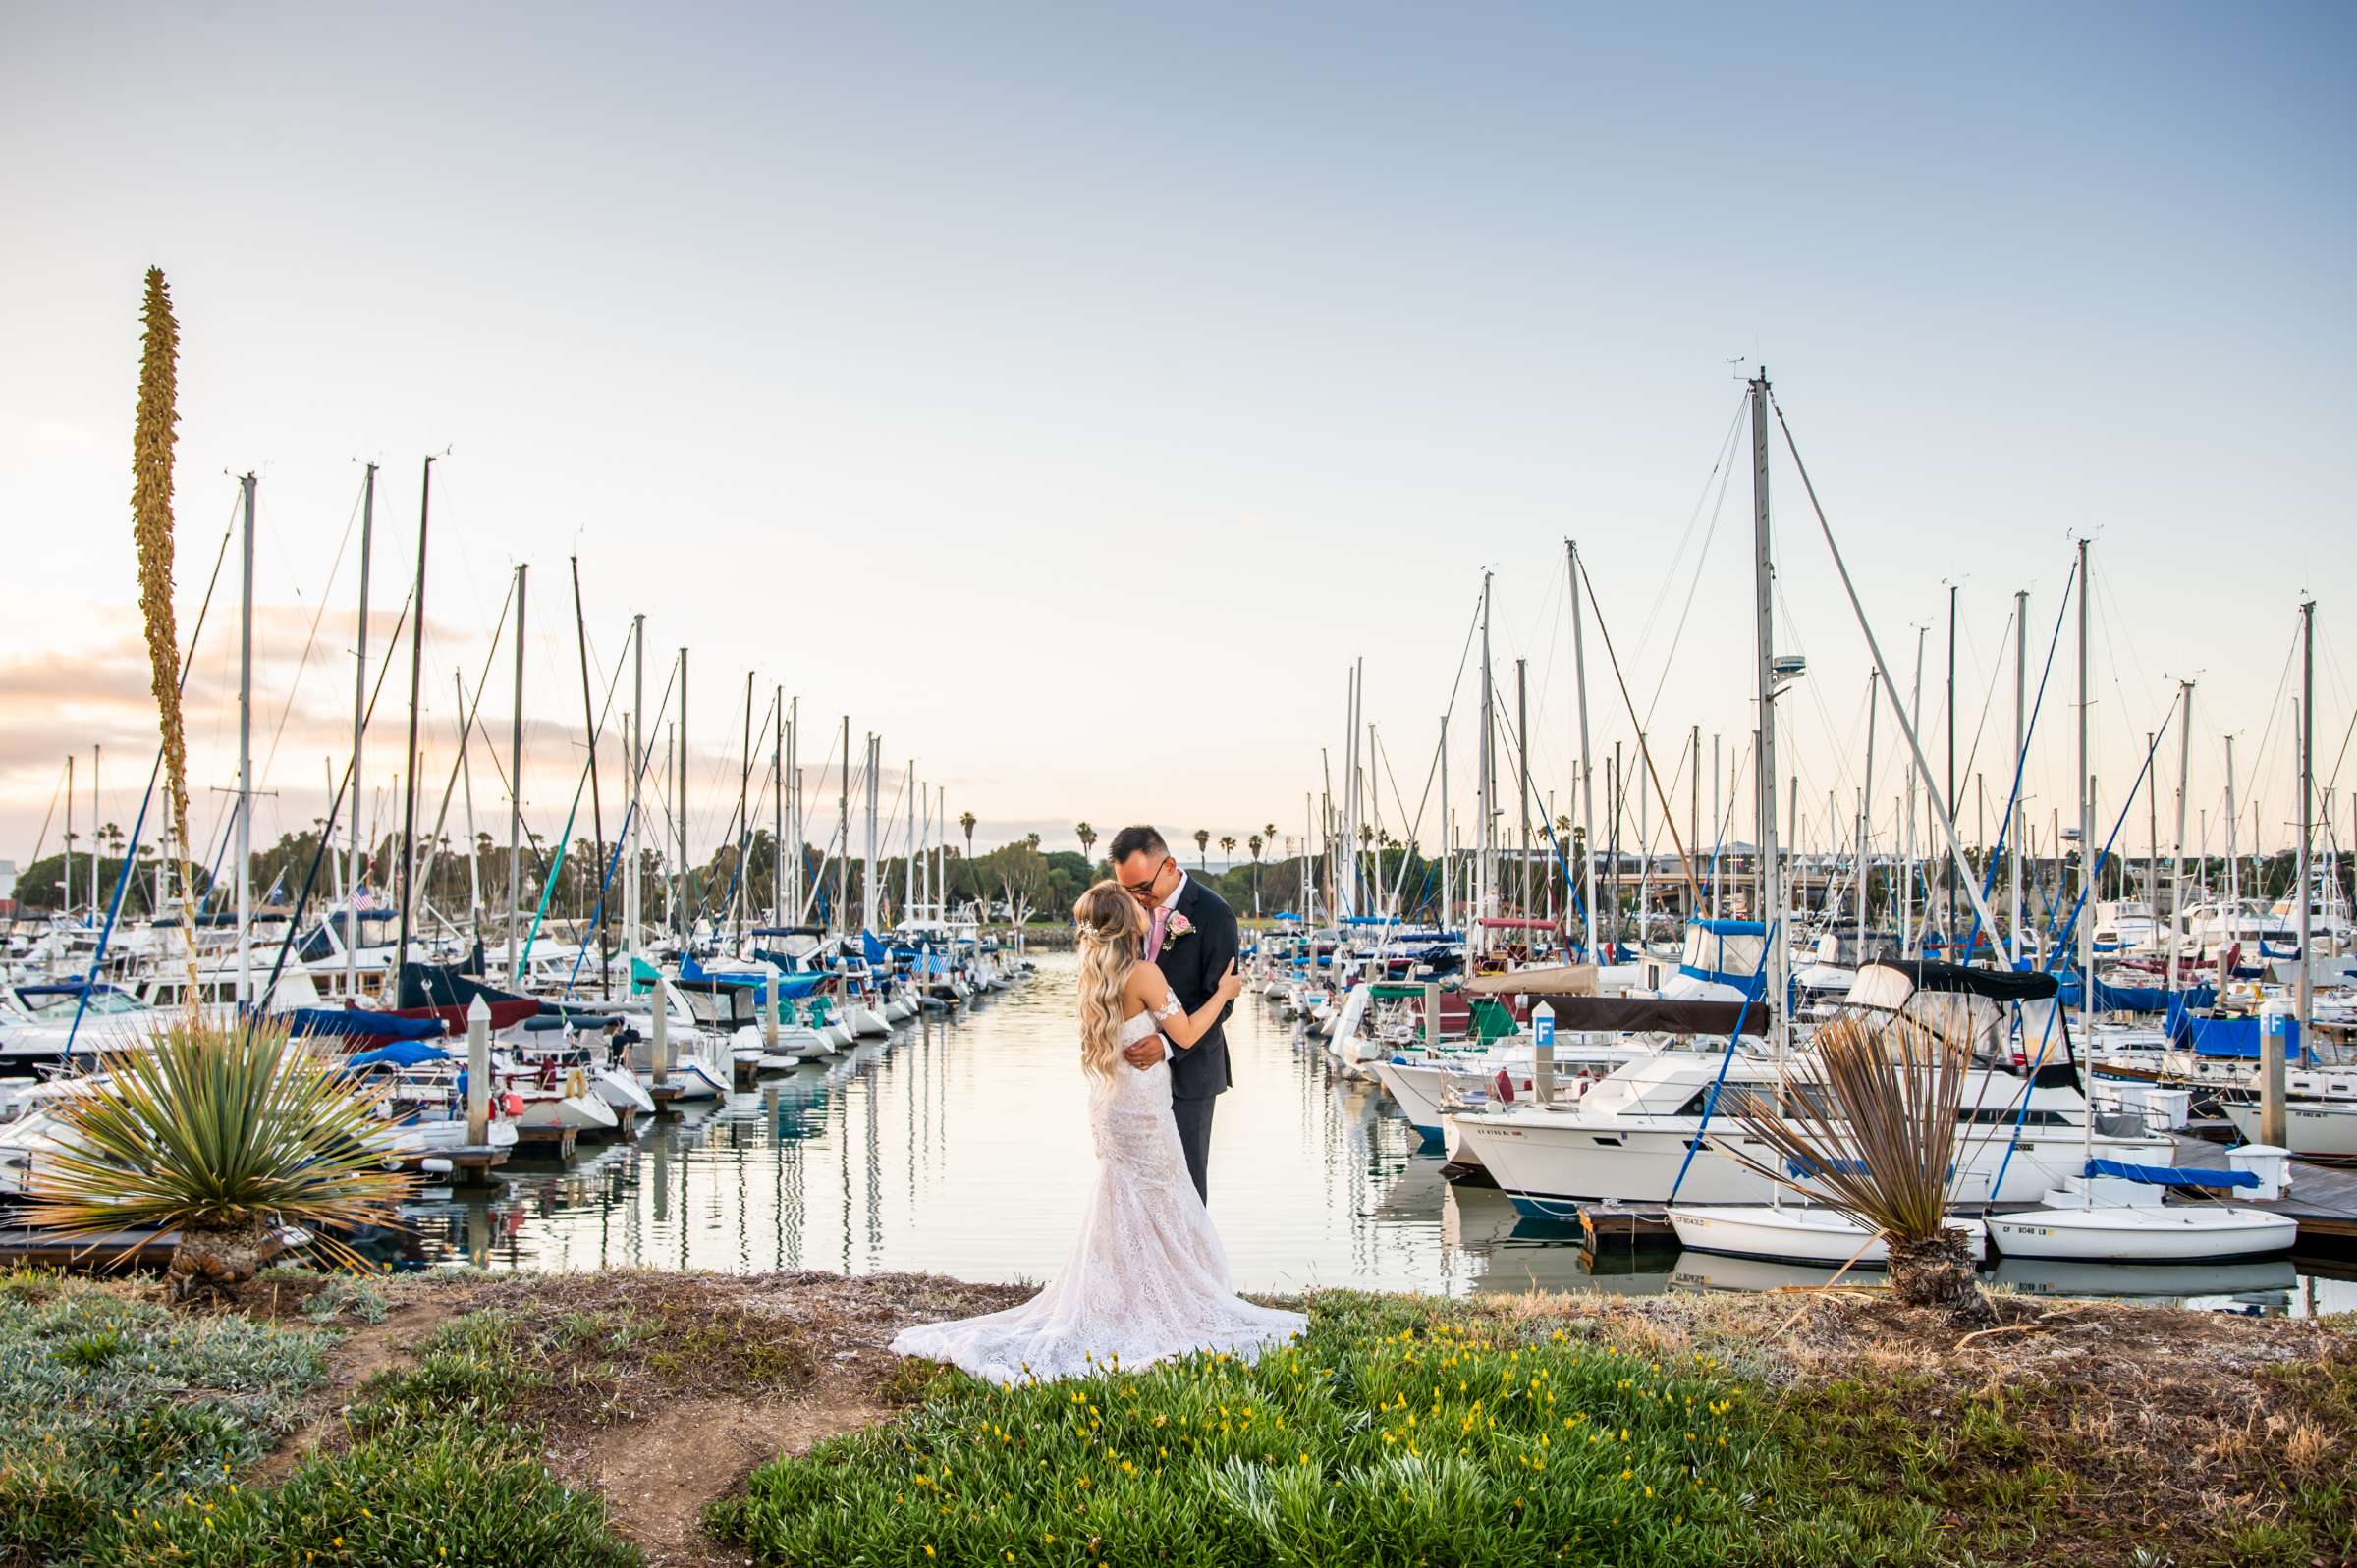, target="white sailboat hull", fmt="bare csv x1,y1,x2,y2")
1454,1111,2174,1215
1985,1204,2297,1262
1670,1204,1989,1267
2220,1100,2357,1158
